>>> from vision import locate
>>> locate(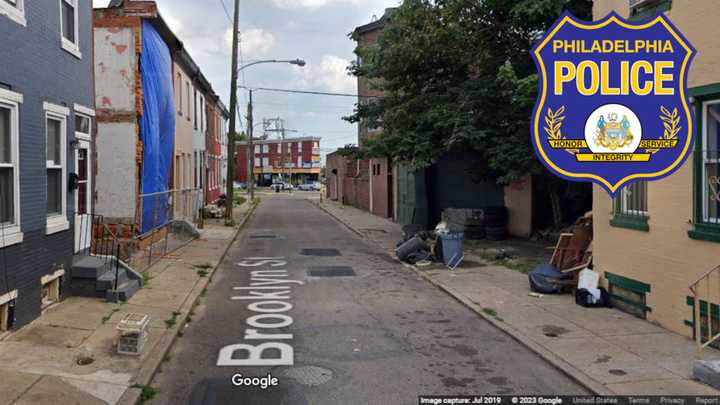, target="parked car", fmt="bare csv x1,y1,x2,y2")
271,182,293,192
298,182,321,191
233,181,246,190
